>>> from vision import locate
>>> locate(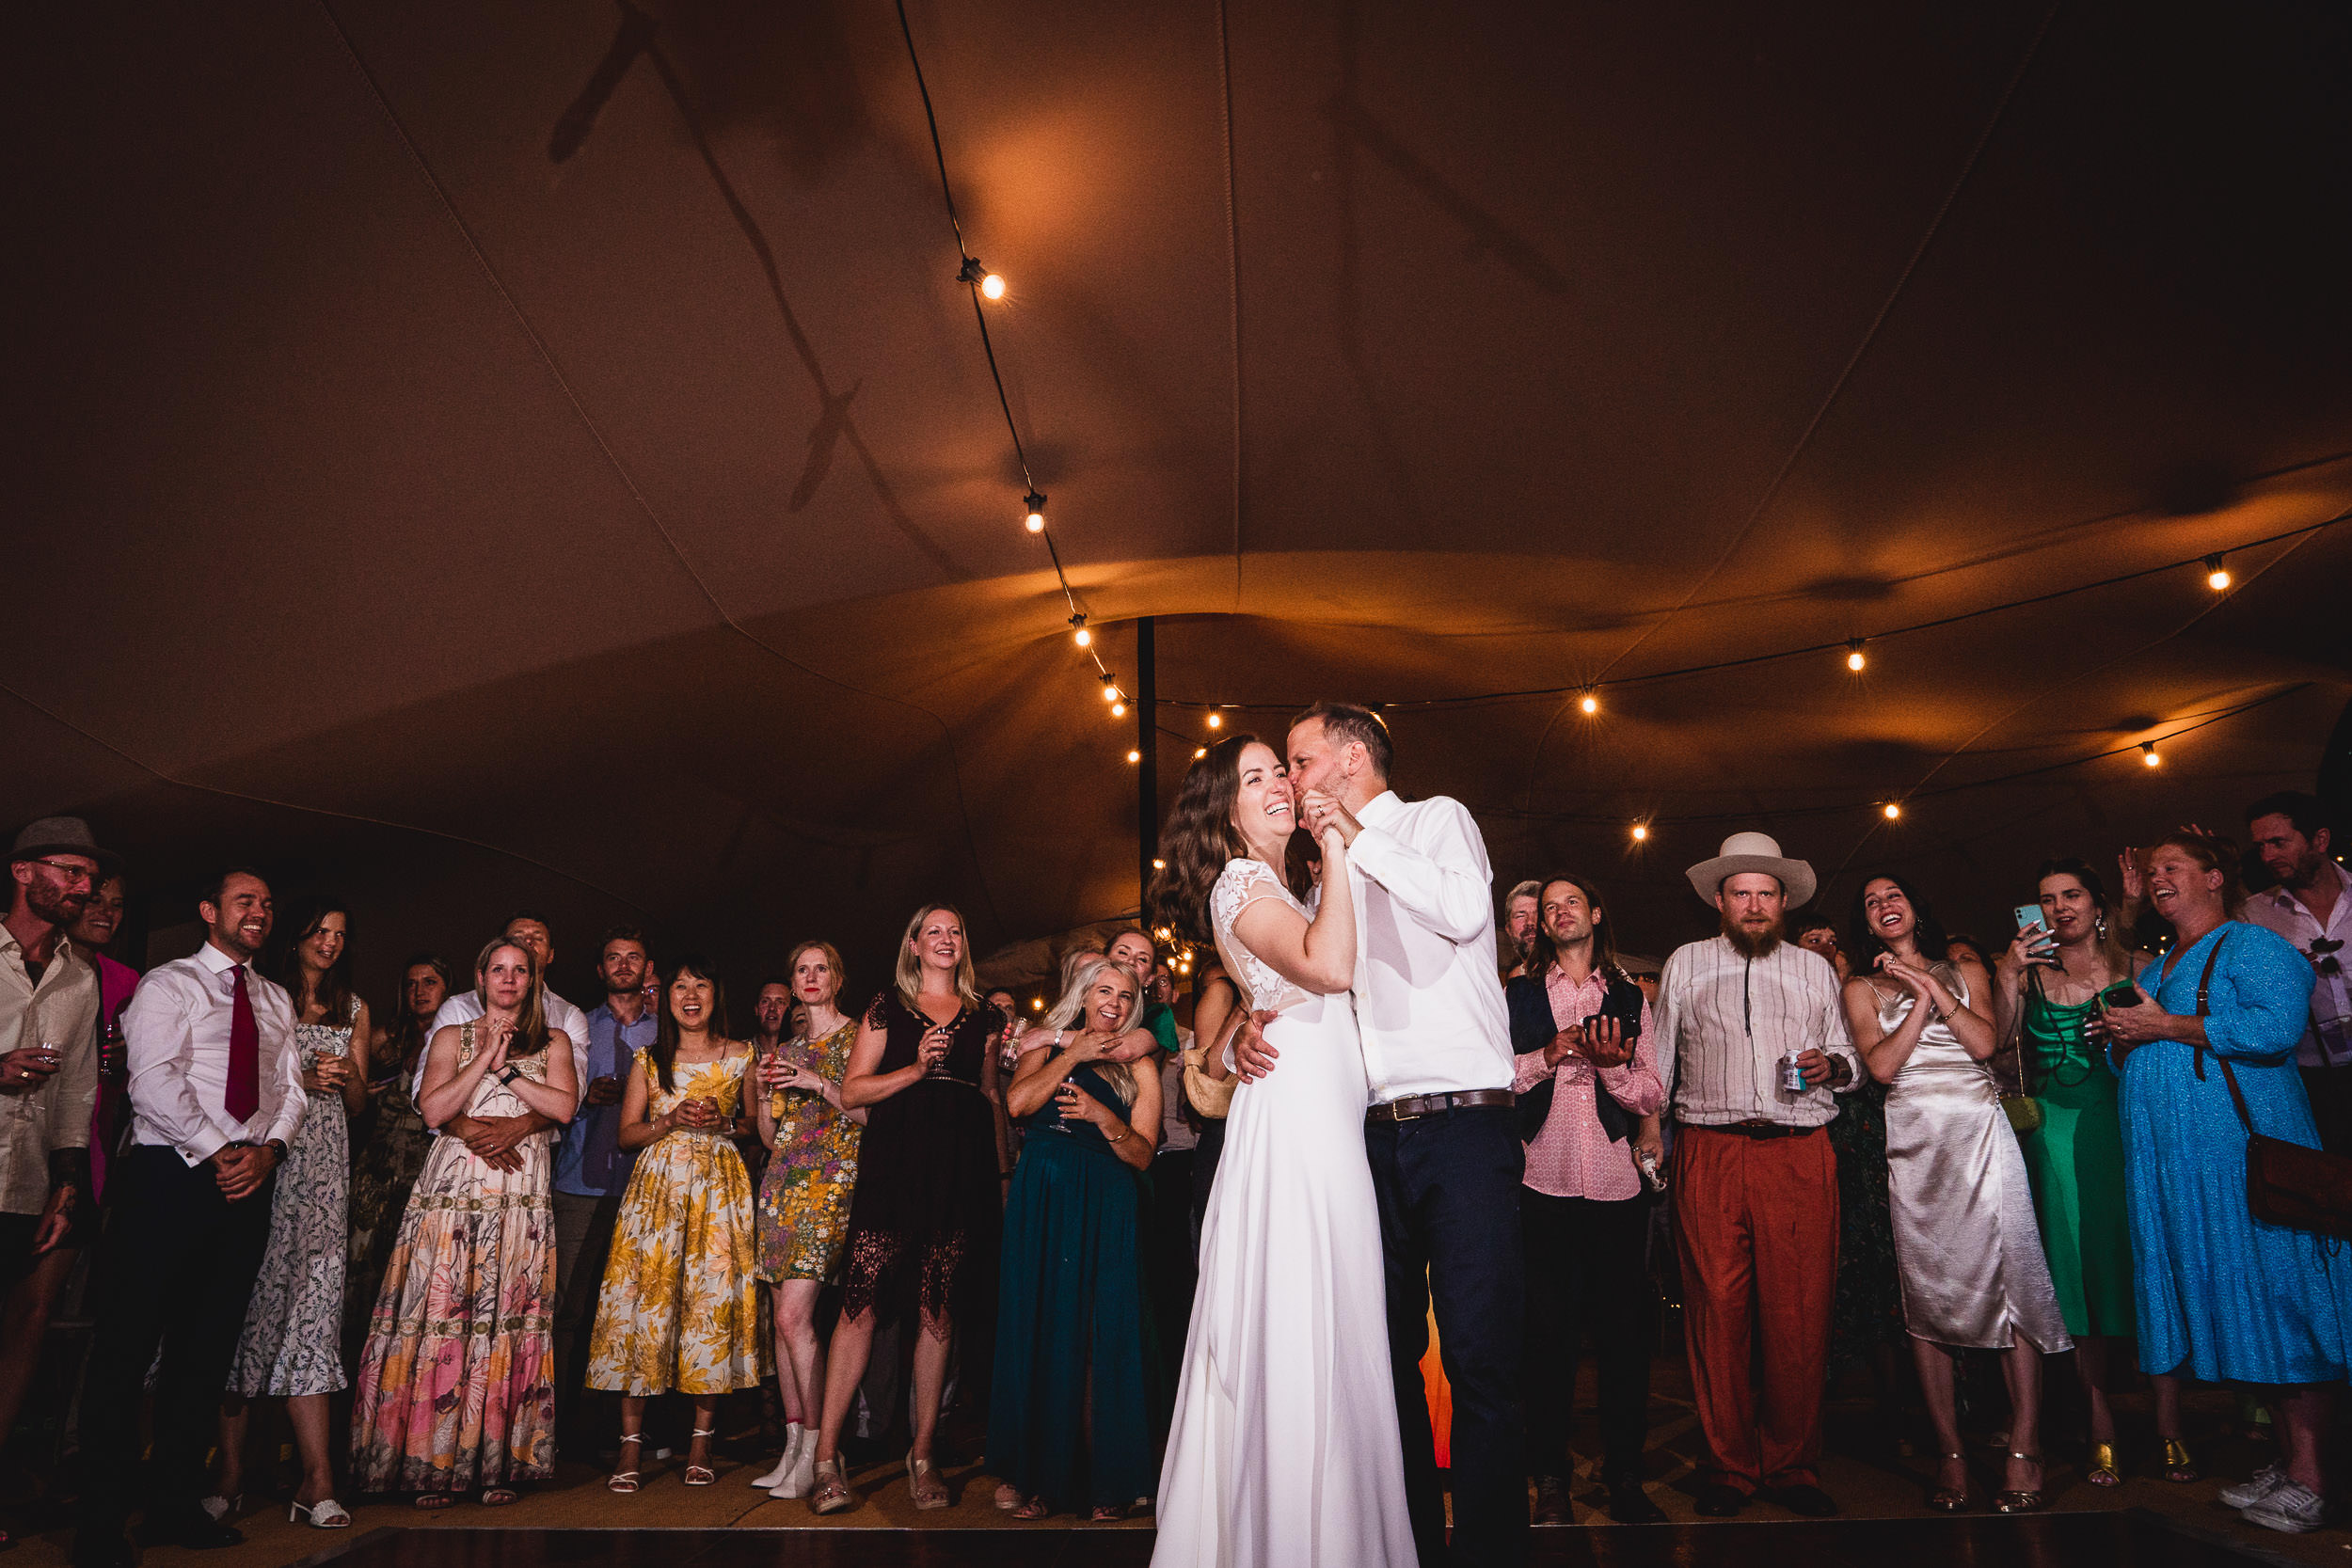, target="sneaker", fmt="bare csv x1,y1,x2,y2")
2217,1464,2286,1511
2241,1479,2325,1535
